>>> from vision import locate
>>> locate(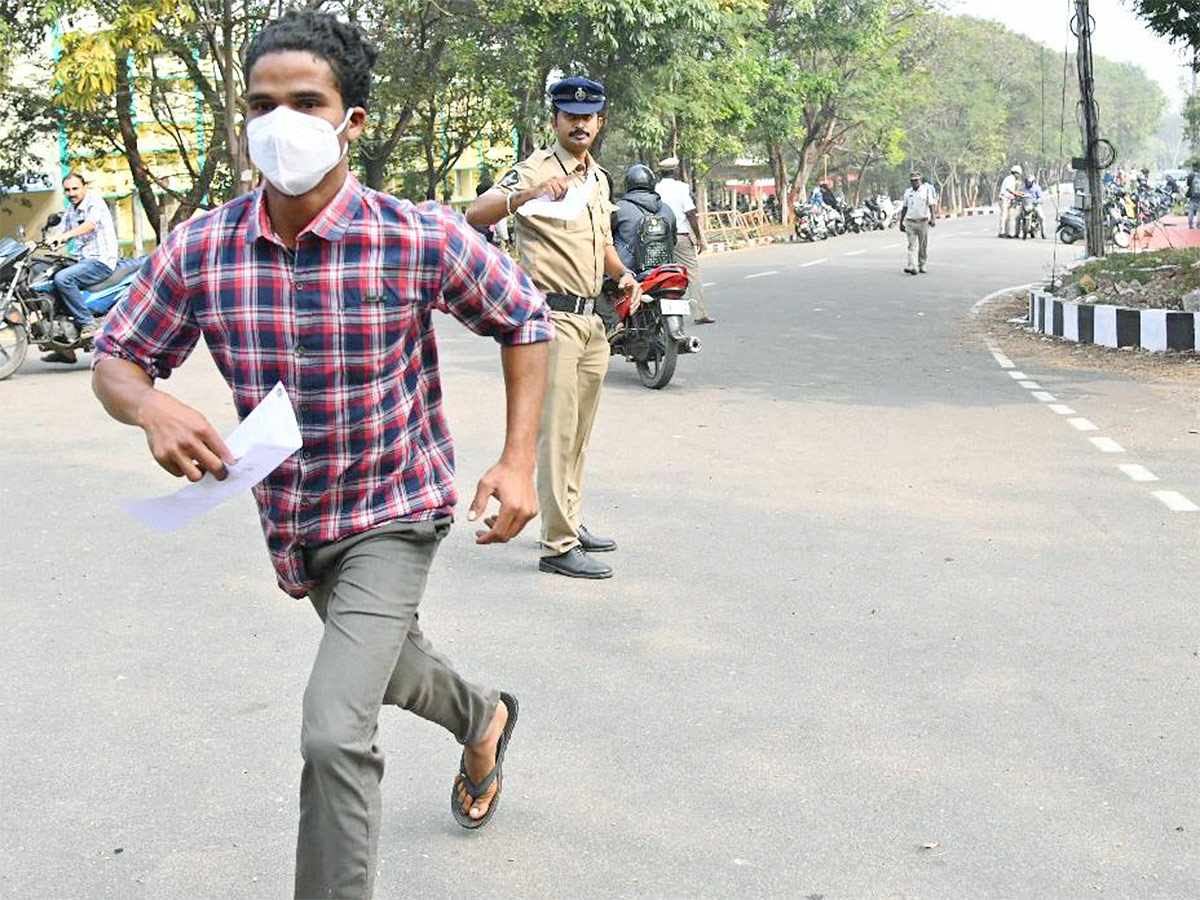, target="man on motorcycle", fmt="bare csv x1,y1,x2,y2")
612,164,677,274
44,172,119,360
1017,175,1044,237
